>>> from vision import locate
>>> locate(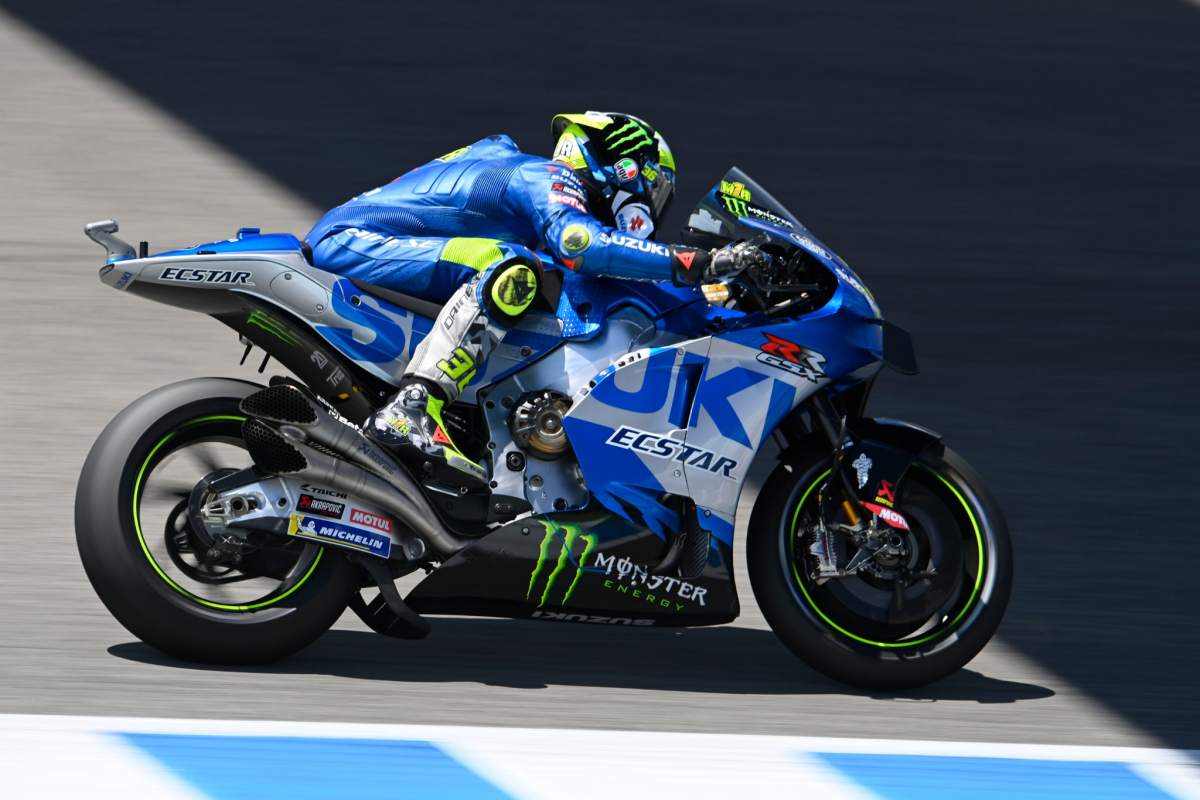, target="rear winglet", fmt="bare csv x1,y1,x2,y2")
84,219,136,263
